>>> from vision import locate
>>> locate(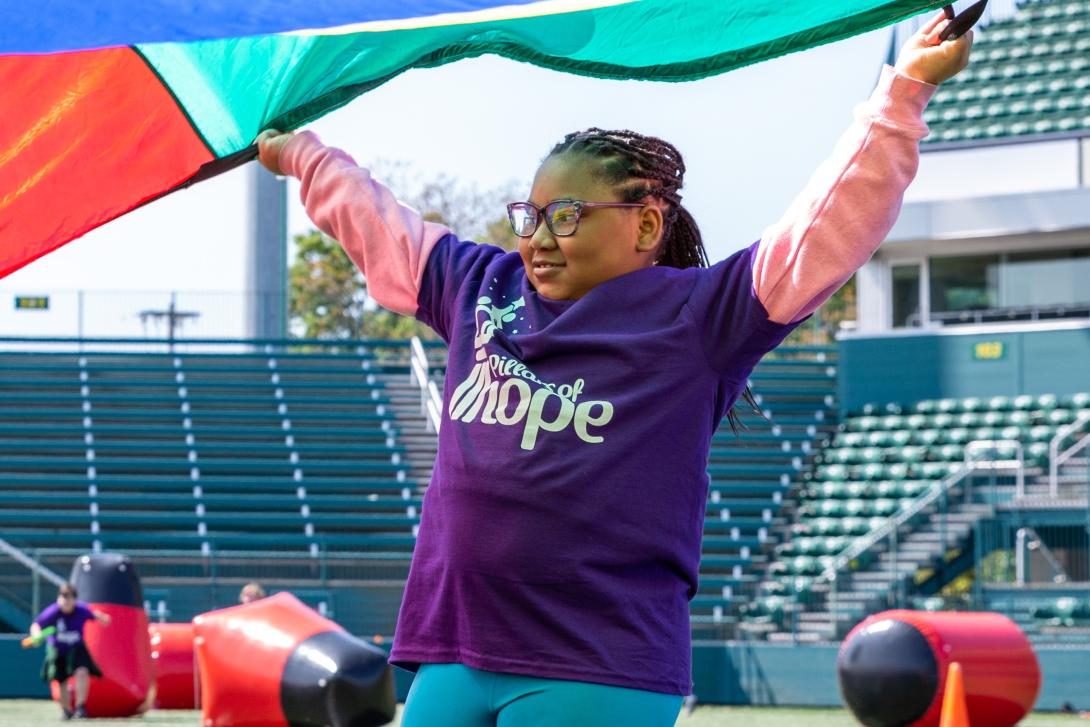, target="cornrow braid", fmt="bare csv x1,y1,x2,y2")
547,128,760,436
548,128,709,269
